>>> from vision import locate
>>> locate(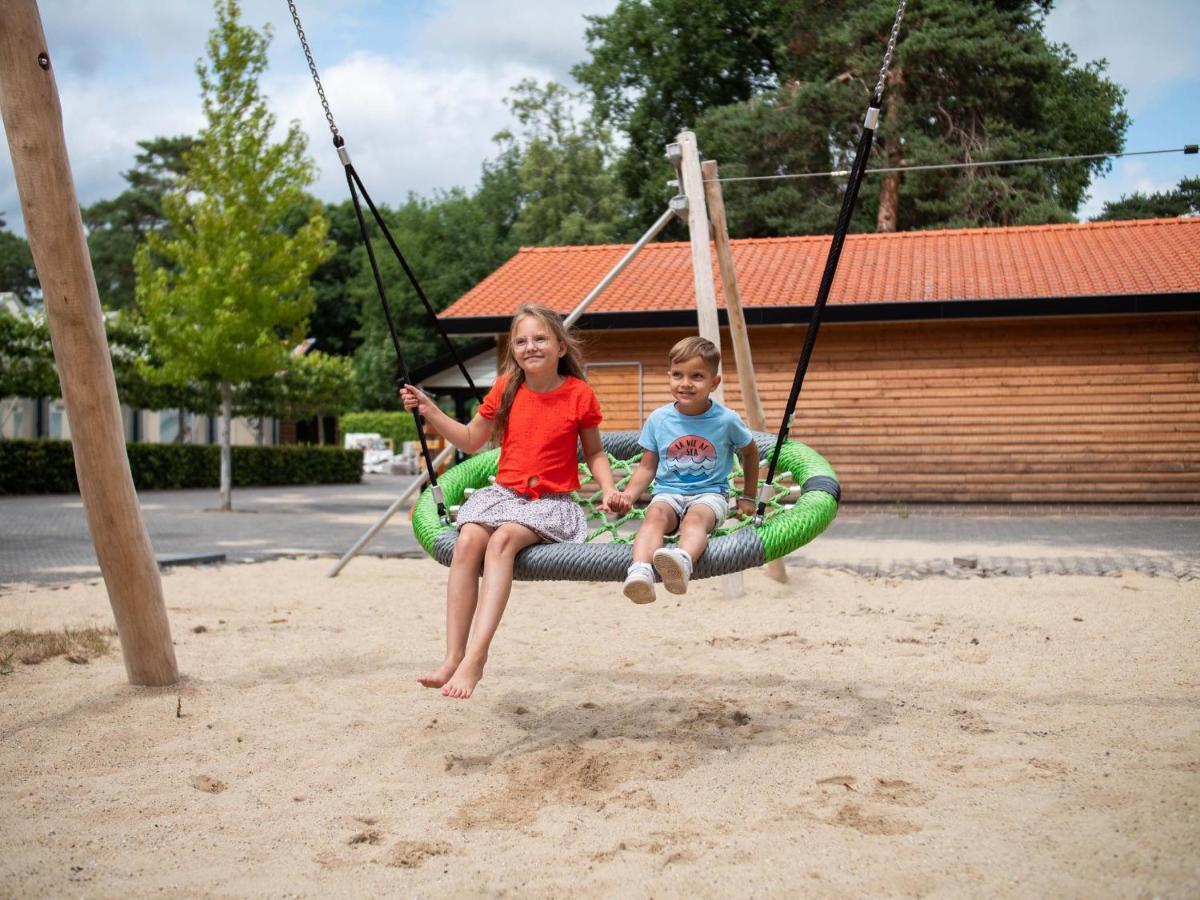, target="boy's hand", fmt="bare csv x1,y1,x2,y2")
603,489,631,515
736,496,758,517
399,385,435,417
